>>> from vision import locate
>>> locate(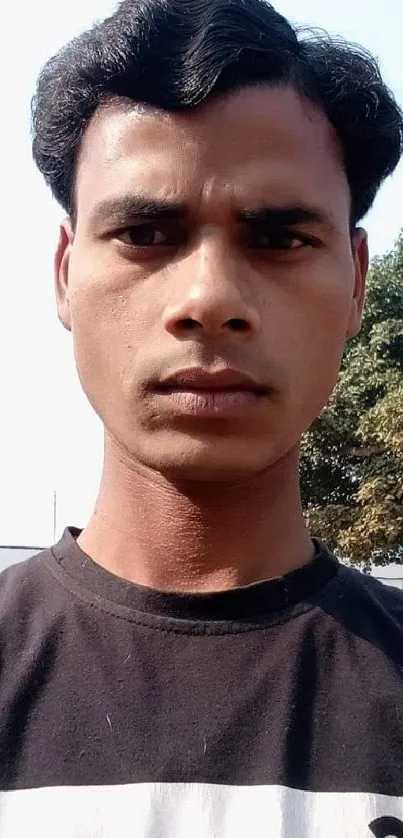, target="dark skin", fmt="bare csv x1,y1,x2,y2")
55,85,368,592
